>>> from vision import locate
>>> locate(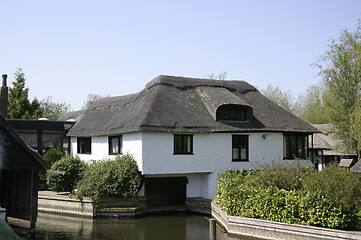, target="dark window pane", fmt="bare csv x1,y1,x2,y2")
77,137,91,154
174,135,193,154
109,136,122,154
283,134,308,159
232,135,248,161
217,105,247,121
